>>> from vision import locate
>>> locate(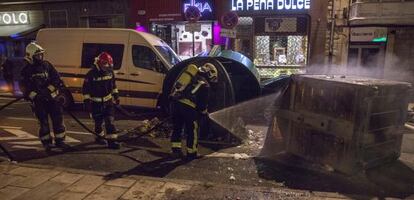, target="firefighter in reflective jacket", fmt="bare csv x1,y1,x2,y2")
82,52,120,149
169,63,218,160
20,42,69,151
